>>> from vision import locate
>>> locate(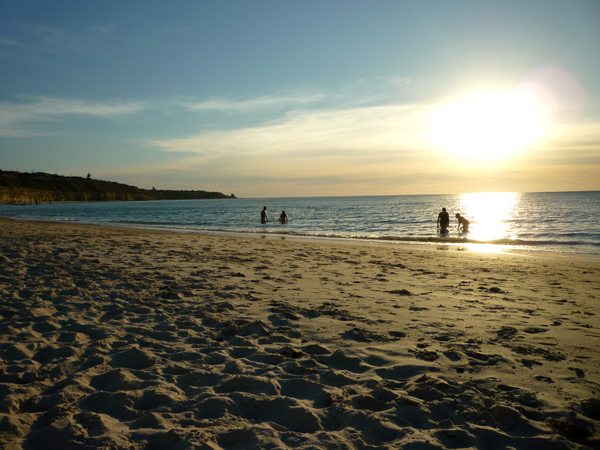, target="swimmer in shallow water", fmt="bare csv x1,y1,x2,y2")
437,207,449,233
260,206,268,224
455,213,470,233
